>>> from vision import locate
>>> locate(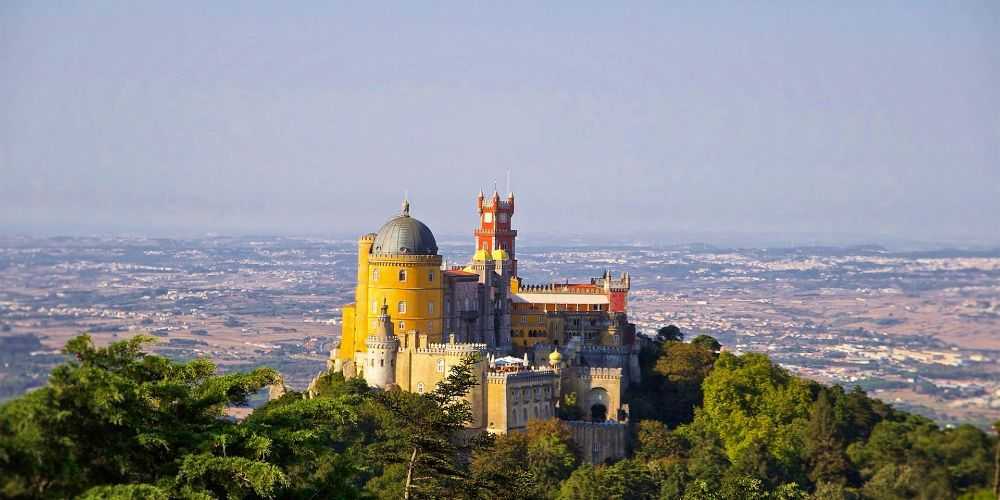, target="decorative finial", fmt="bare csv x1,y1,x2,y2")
402,195,410,216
